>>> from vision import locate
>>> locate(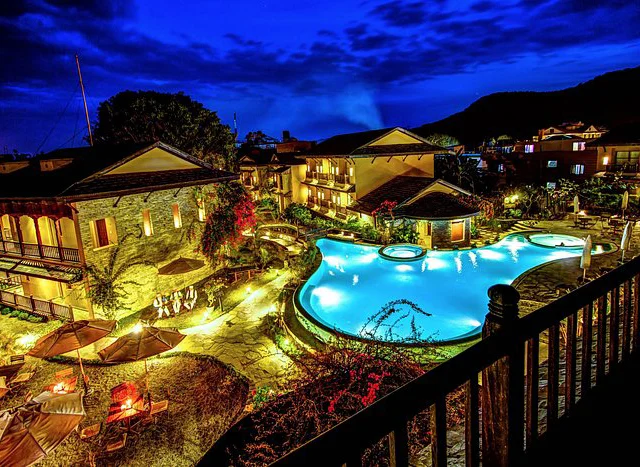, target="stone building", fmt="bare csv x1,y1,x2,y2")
0,142,236,321
349,176,479,248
